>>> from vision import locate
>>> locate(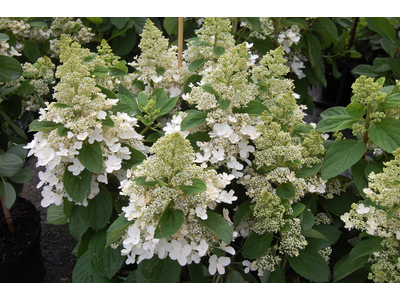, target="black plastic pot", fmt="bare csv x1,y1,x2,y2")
0,197,45,283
